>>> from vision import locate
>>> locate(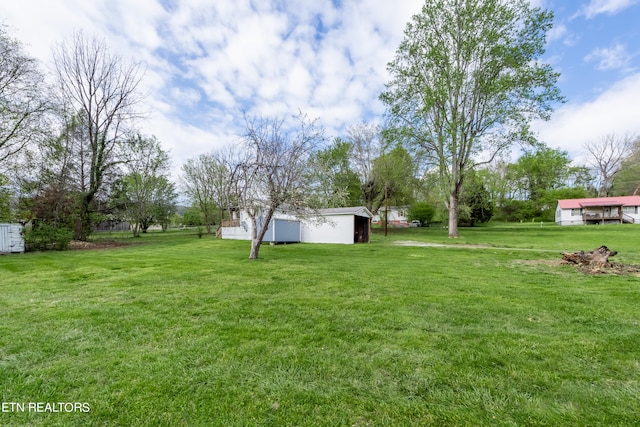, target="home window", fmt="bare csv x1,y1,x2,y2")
571,208,582,216
623,206,638,214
